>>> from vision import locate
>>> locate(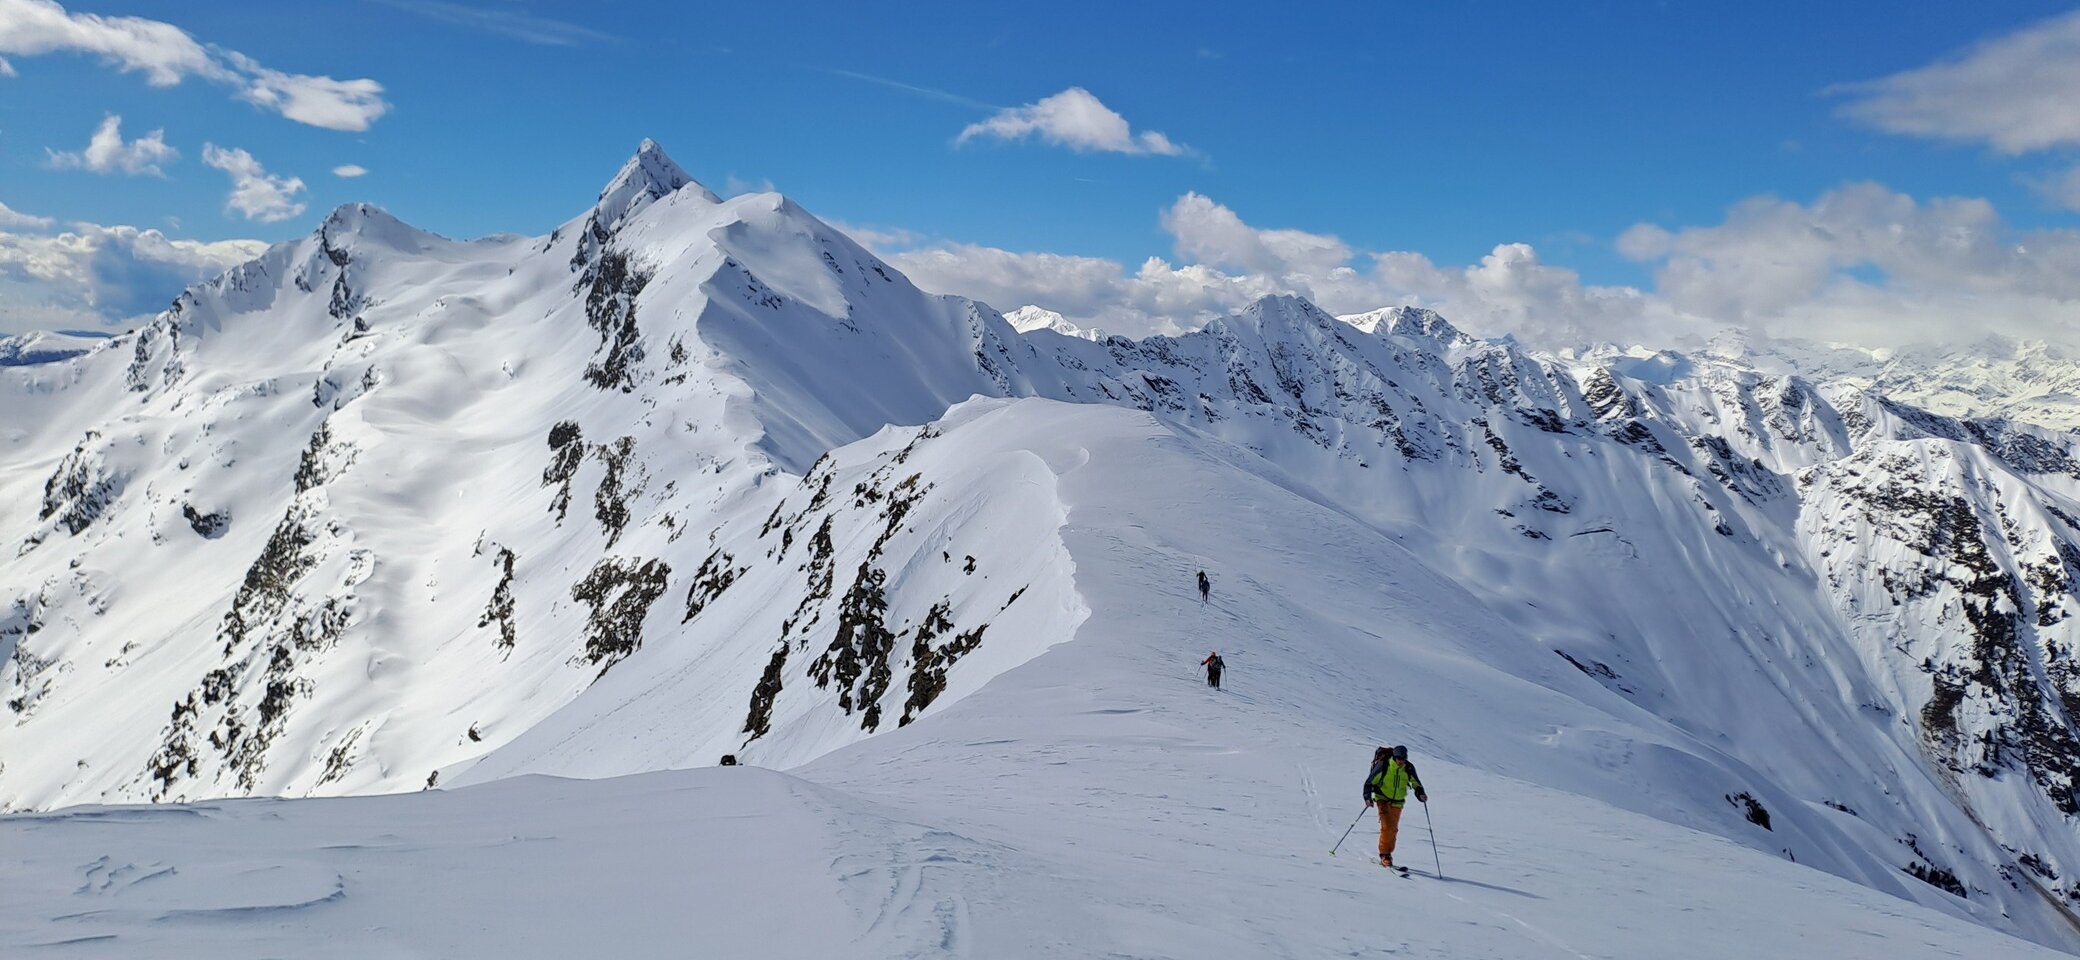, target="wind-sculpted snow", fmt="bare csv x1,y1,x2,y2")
8,140,2080,951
